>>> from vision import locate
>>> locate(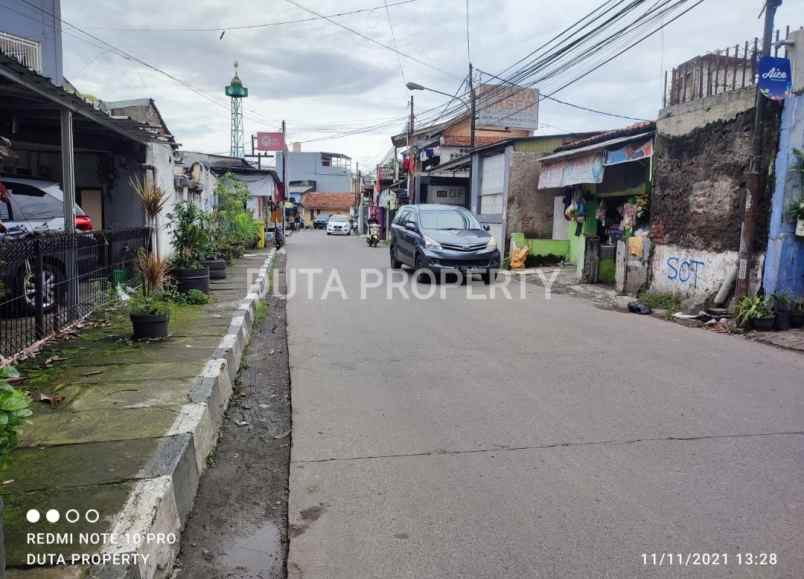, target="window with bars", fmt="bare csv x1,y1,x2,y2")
0,31,42,73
